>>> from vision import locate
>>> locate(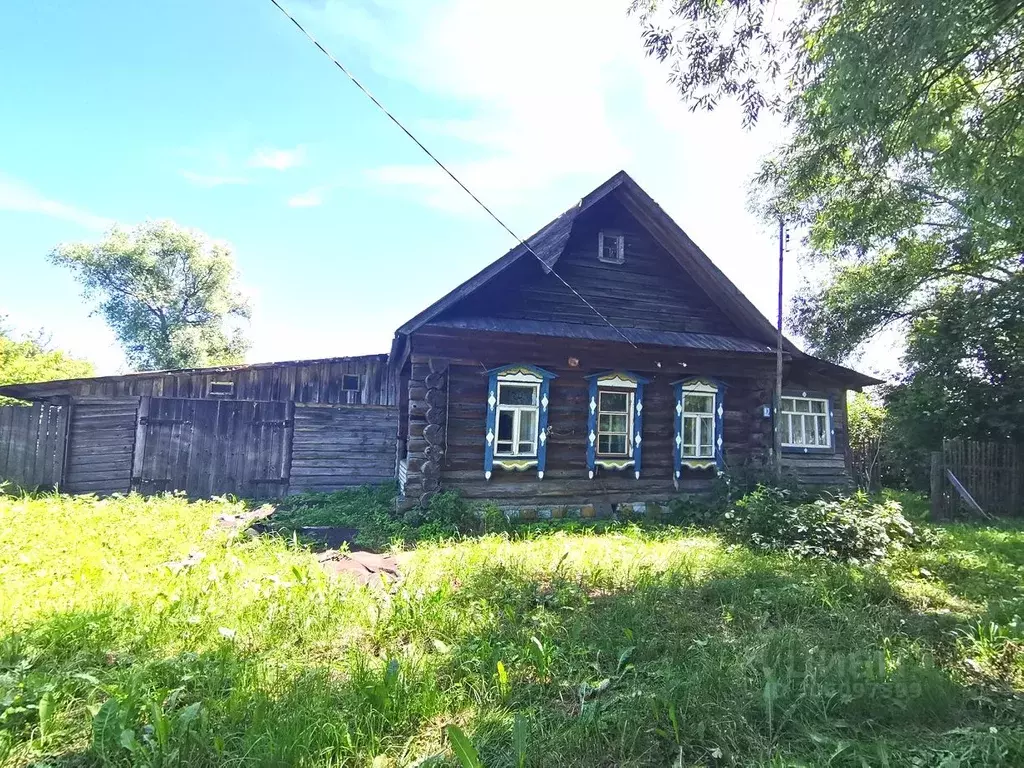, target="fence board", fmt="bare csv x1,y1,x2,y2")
0,403,69,489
